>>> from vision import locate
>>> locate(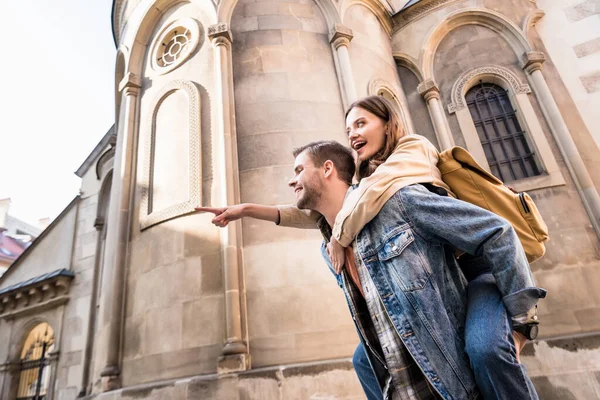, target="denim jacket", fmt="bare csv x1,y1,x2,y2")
320,184,546,400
